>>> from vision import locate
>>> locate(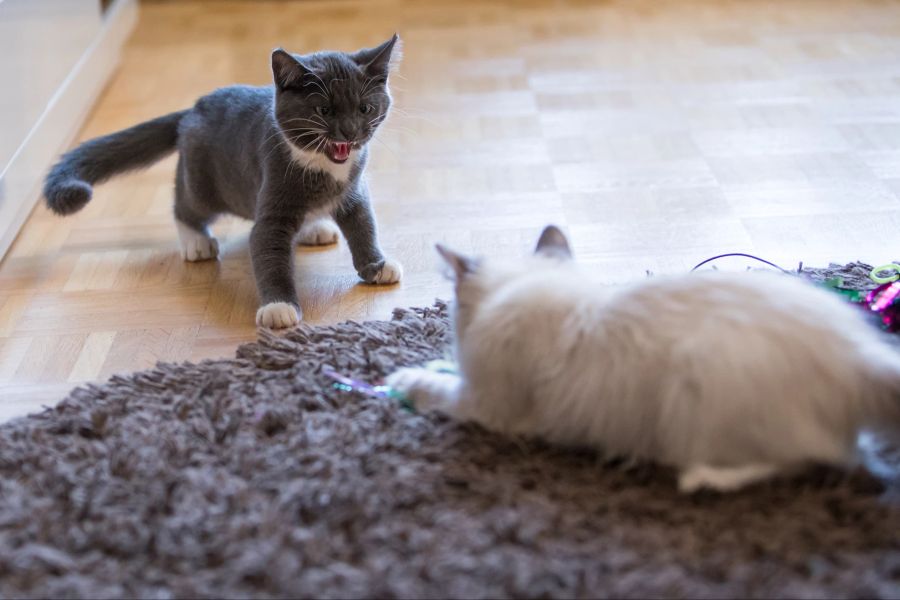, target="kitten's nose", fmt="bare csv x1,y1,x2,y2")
337,126,354,141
